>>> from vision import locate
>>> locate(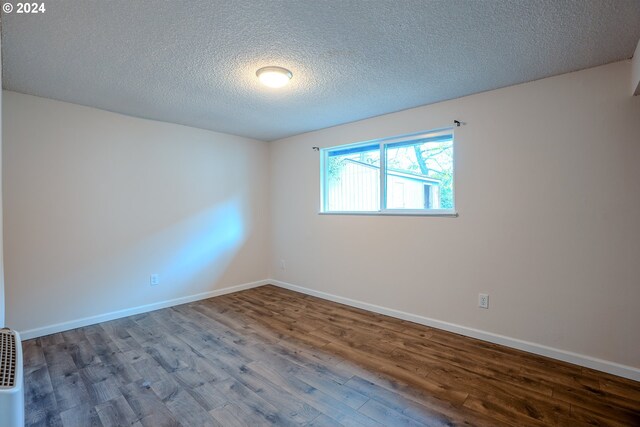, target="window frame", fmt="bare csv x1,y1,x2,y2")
319,128,457,217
